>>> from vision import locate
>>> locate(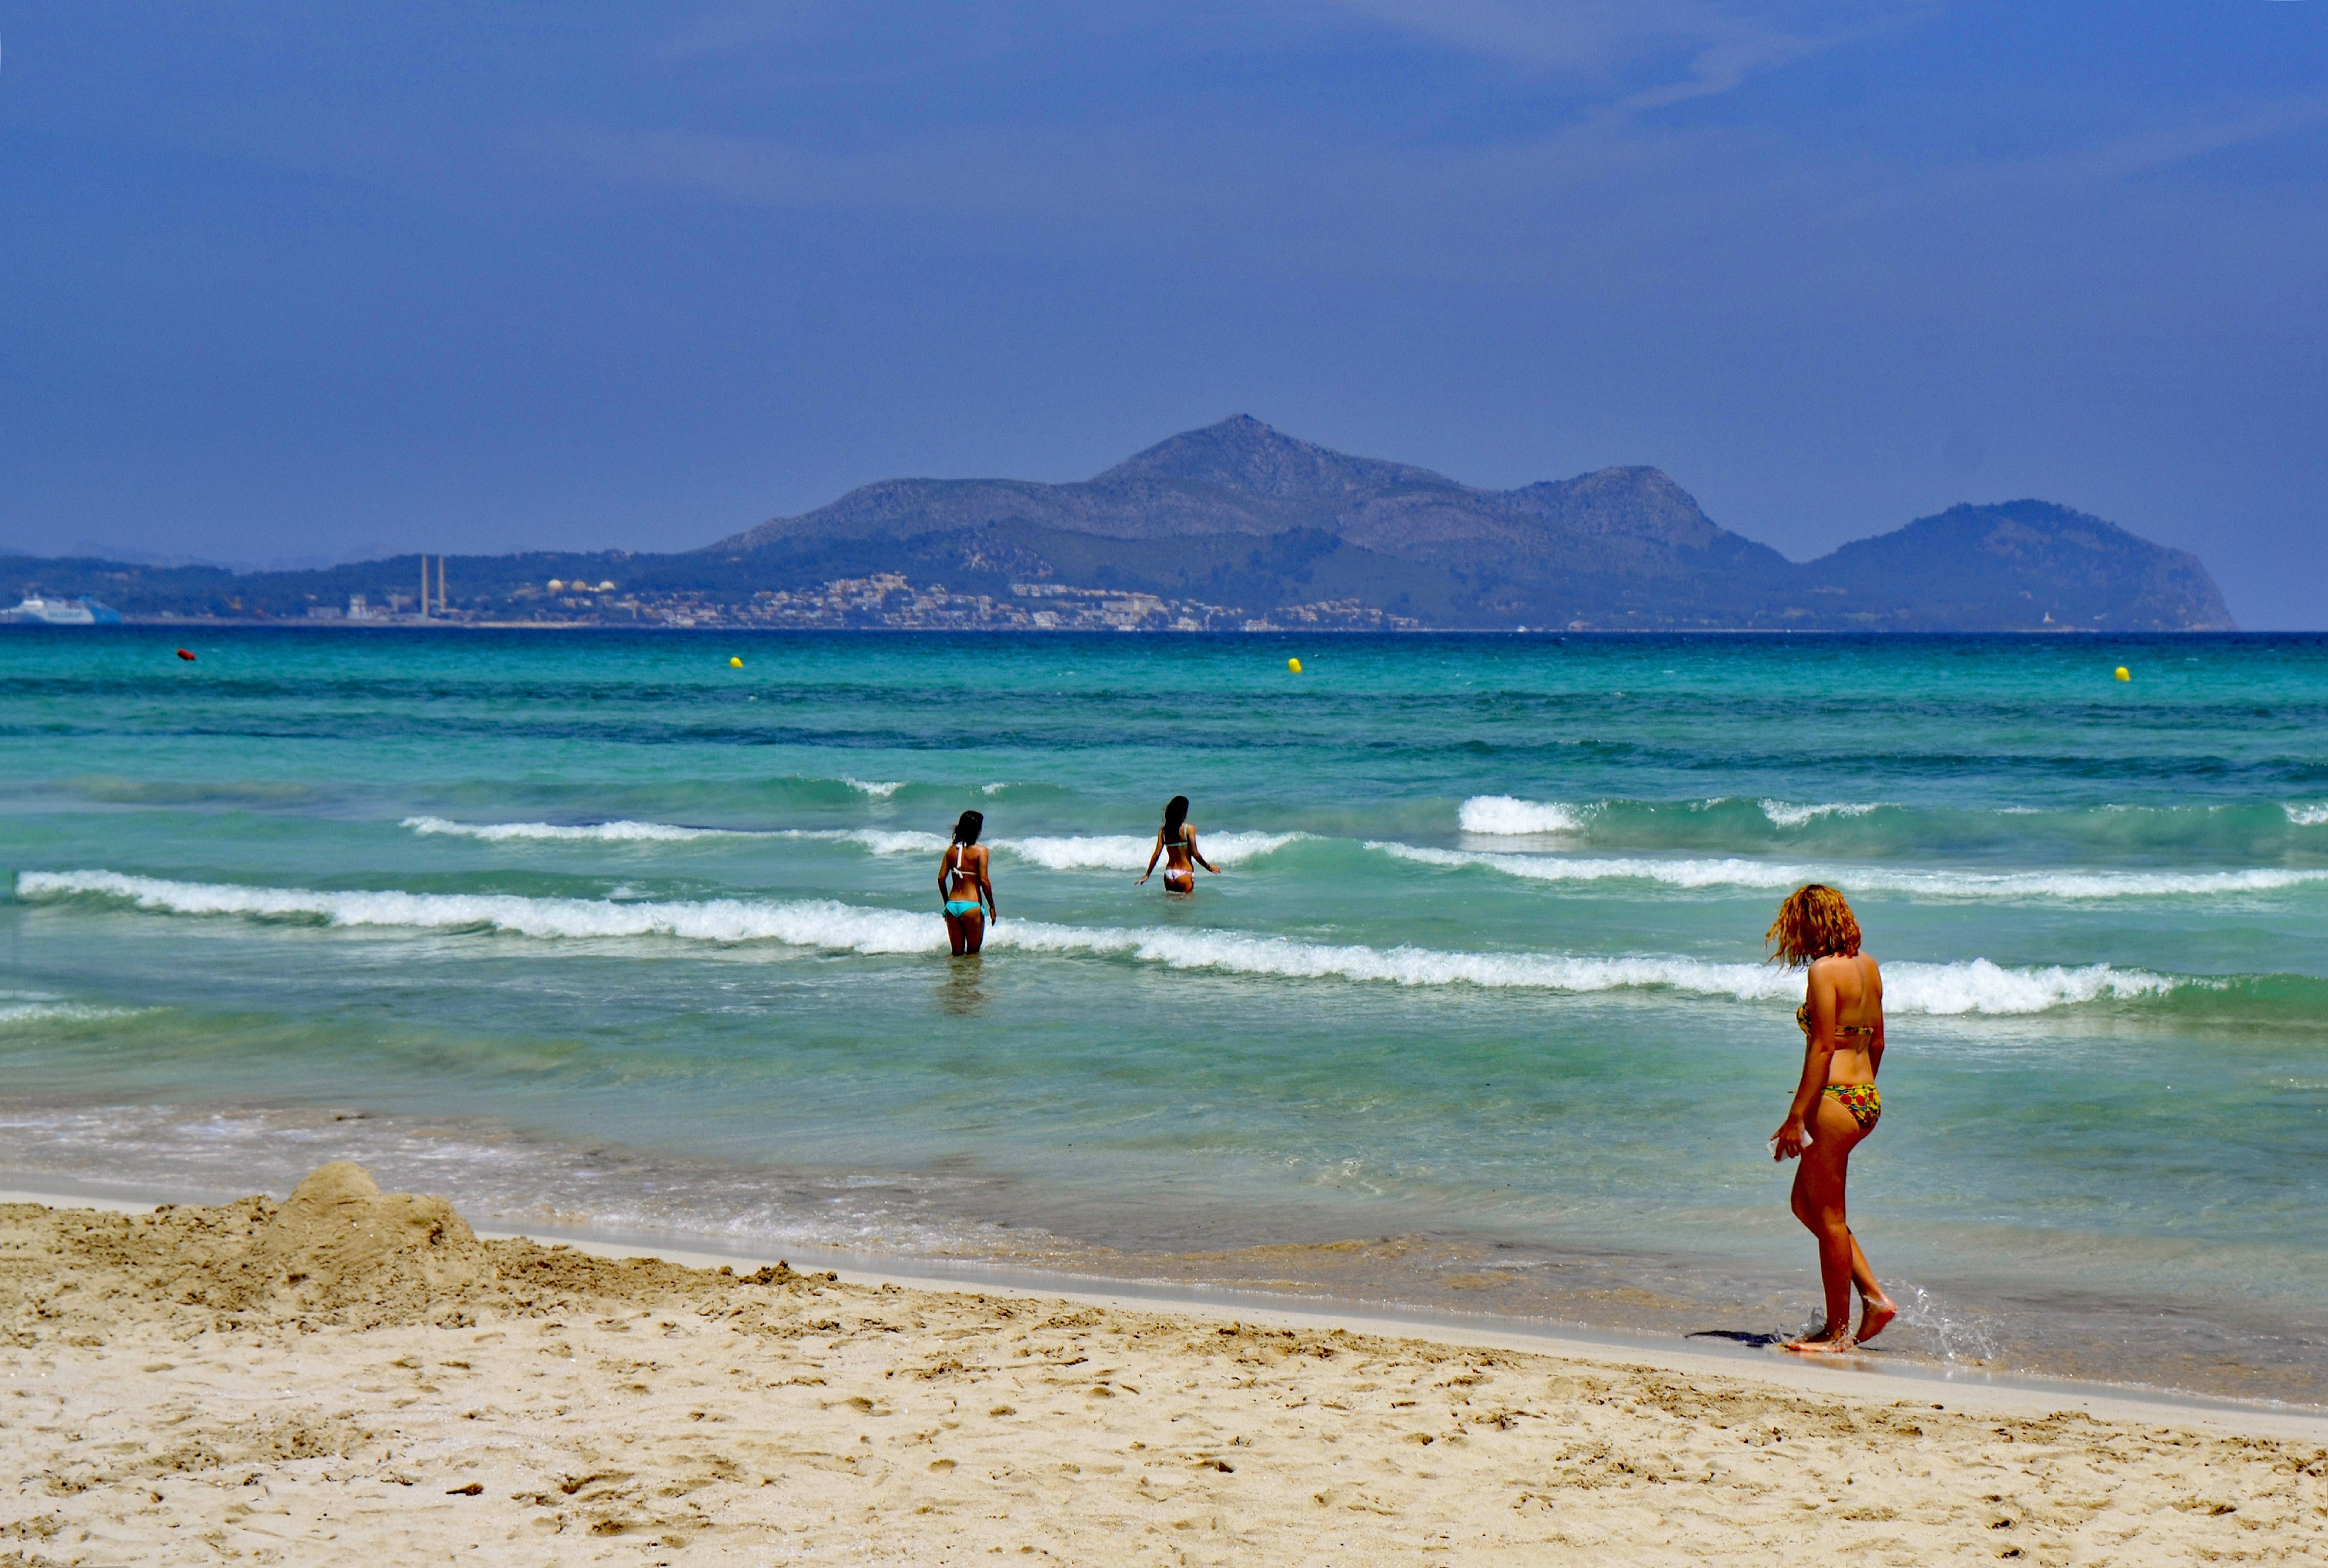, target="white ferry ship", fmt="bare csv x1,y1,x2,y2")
2,595,123,625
